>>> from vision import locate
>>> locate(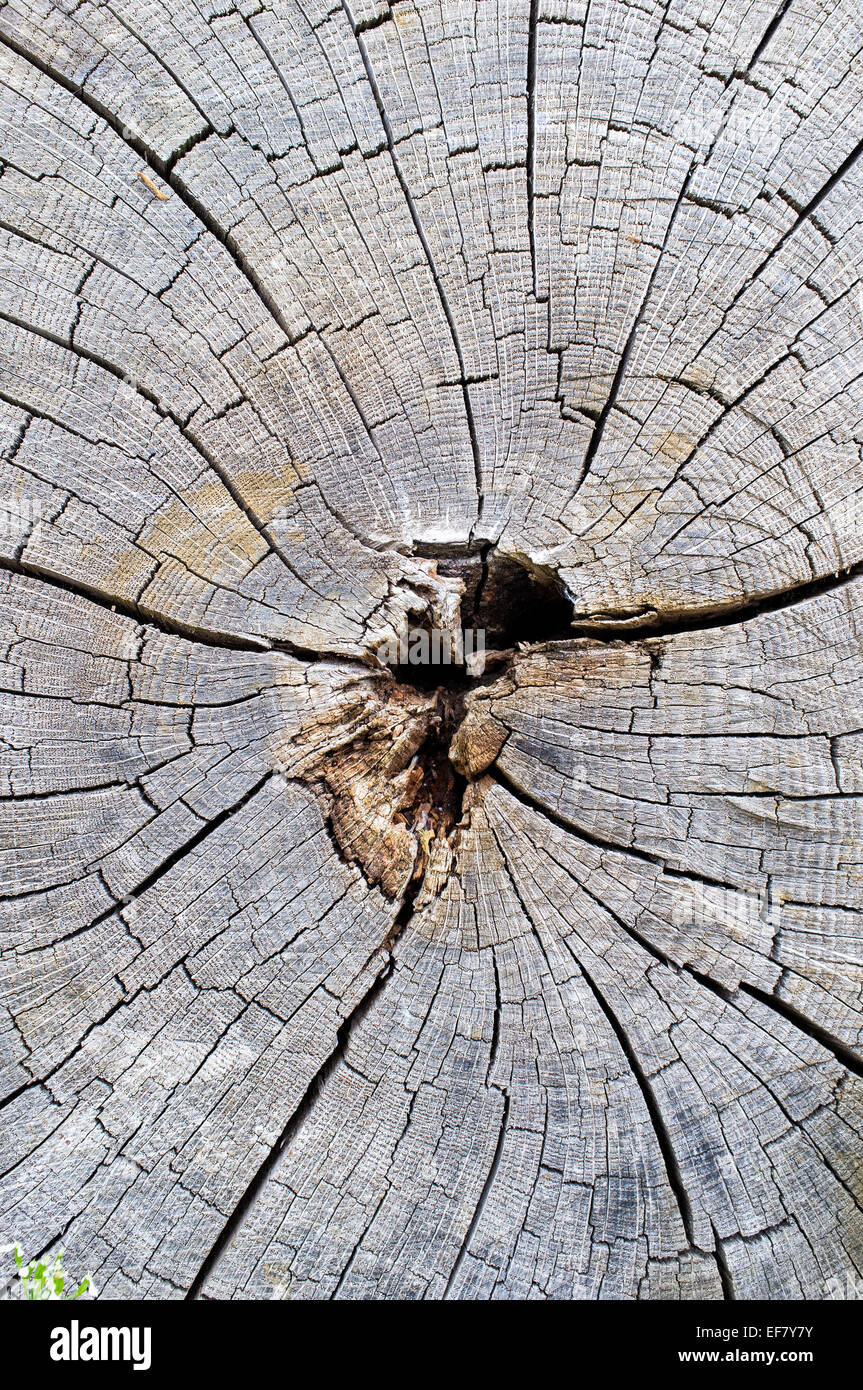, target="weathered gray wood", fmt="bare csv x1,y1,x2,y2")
1,0,862,1300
